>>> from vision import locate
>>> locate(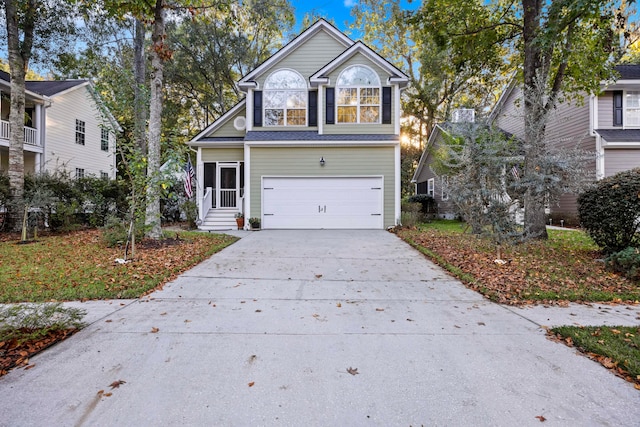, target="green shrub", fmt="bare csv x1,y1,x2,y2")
101,216,145,248
0,303,86,344
578,168,640,253
606,247,640,280
407,194,438,214
401,201,423,228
